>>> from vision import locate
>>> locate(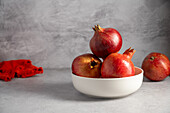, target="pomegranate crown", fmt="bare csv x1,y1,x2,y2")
92,24,103,32
123,47,136,59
